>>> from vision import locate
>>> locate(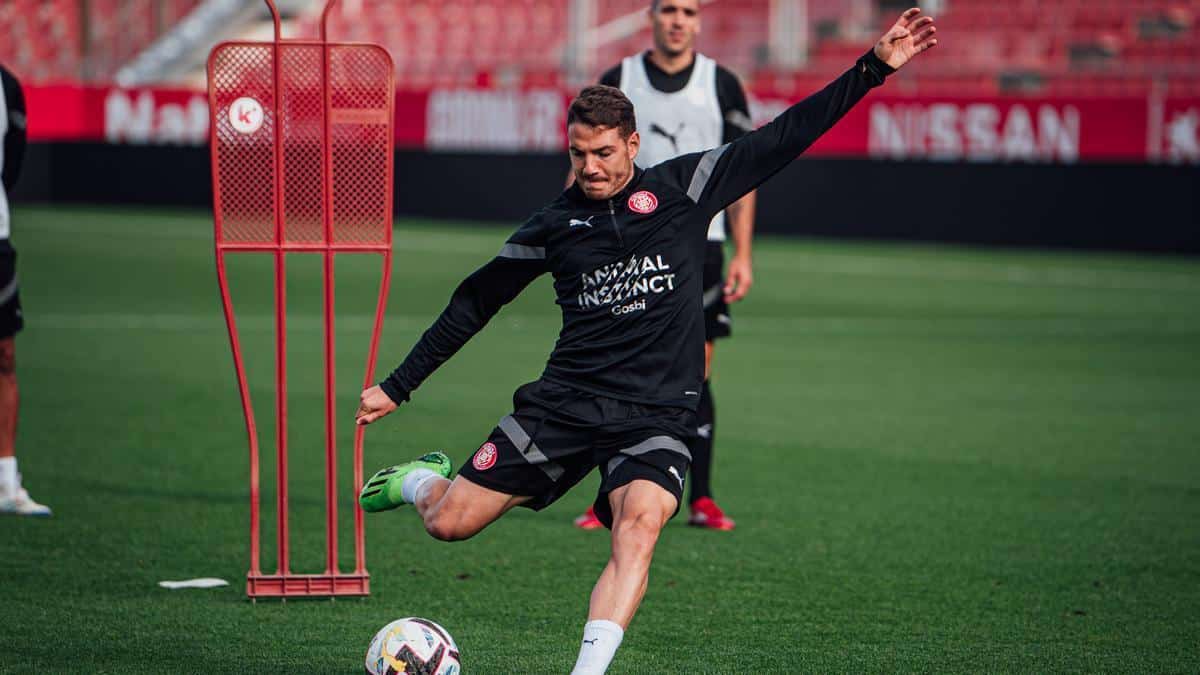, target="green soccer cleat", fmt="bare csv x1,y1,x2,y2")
359,452,453,513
